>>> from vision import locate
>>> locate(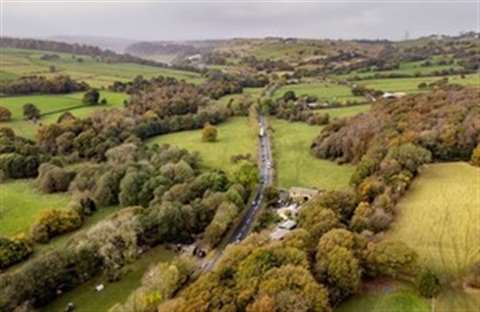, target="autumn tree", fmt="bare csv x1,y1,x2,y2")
0,106,12,121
